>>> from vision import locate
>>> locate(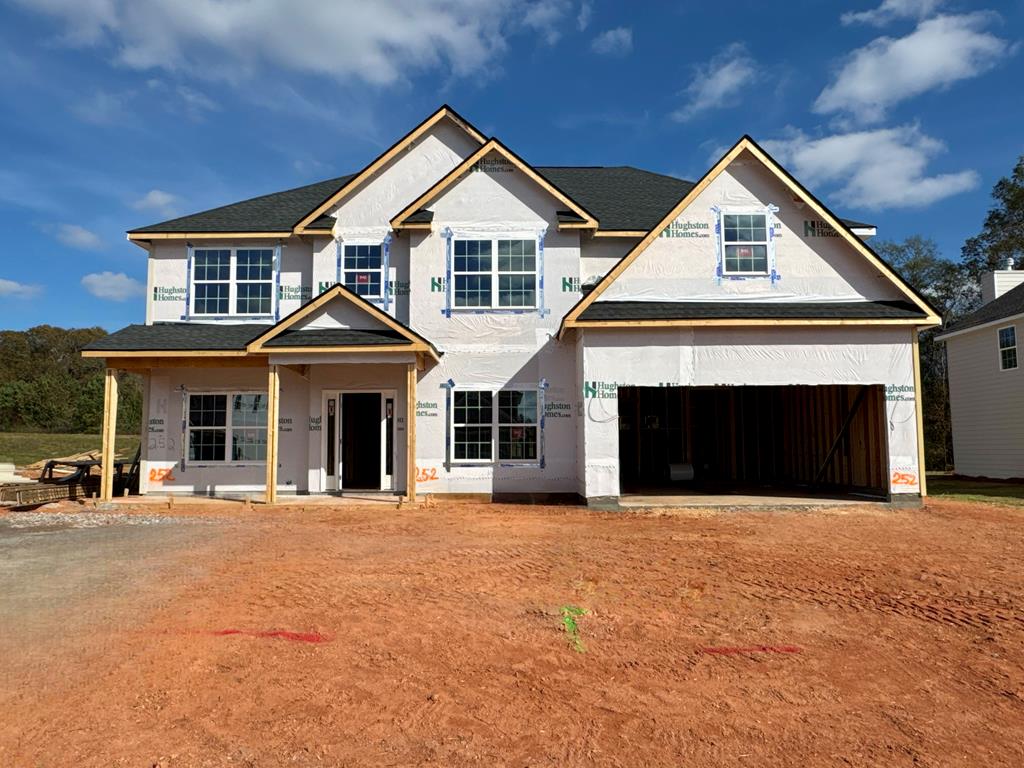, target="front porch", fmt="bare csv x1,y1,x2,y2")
82,284,443,504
